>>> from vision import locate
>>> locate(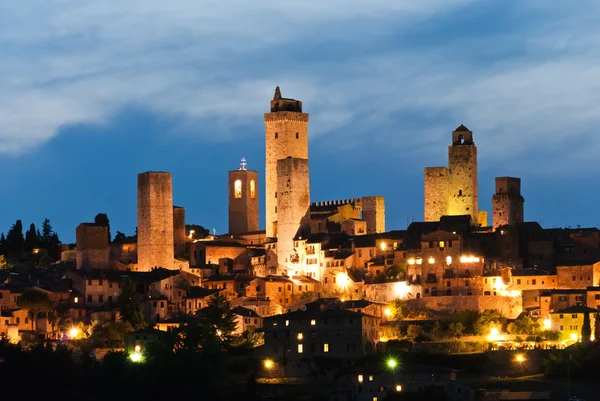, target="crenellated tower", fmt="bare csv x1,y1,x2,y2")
492,177,524,231
264,87,309,238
